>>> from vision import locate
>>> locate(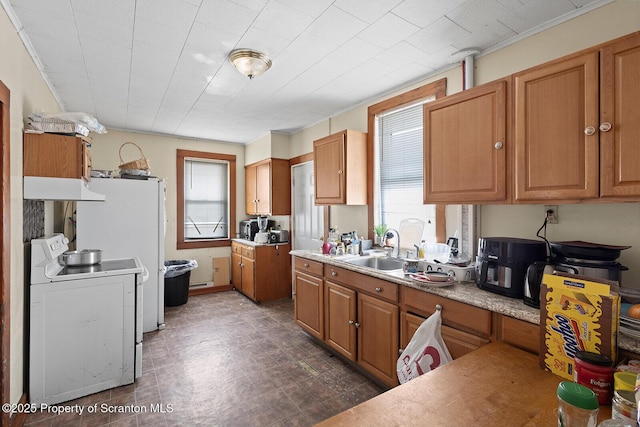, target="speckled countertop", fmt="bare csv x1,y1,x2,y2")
290,249,640,355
